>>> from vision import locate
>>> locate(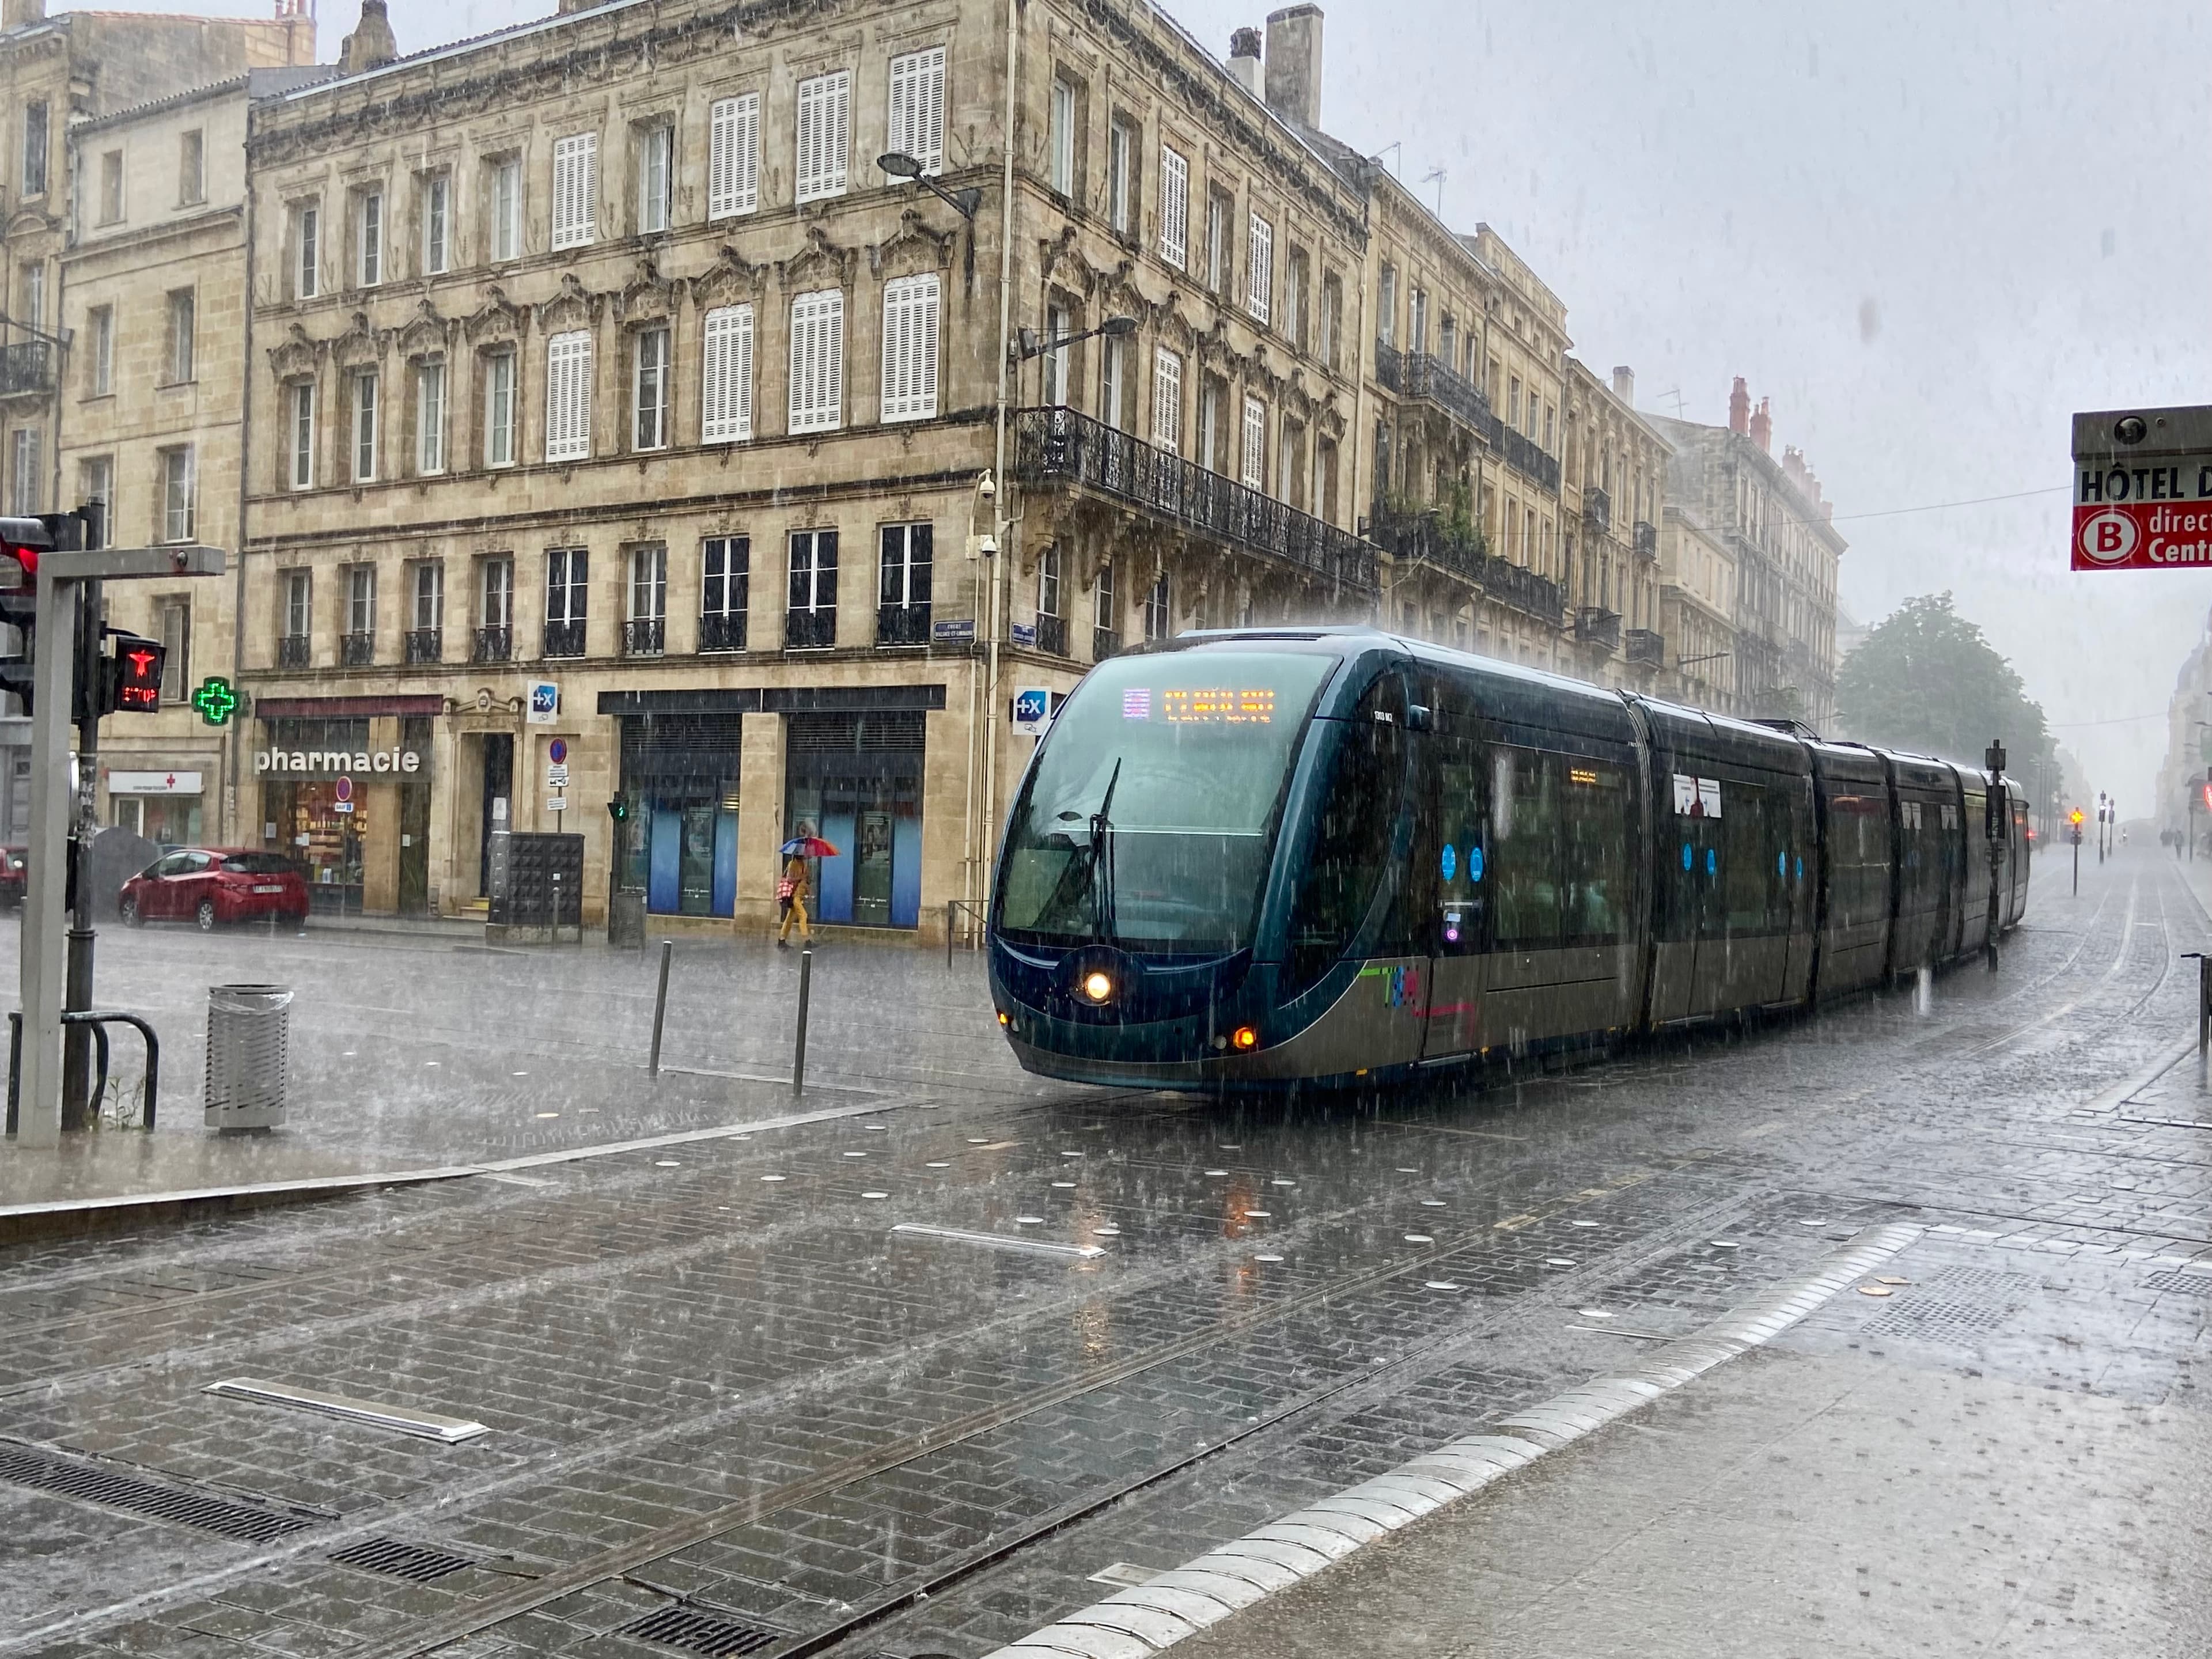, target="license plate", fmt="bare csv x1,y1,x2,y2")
252,884,283,894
